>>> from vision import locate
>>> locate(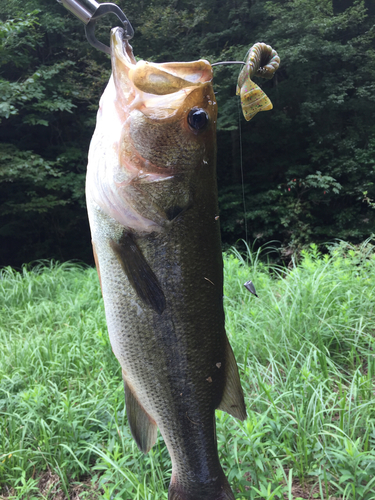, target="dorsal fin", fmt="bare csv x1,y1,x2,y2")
217,337,247,421
110,233,166,315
